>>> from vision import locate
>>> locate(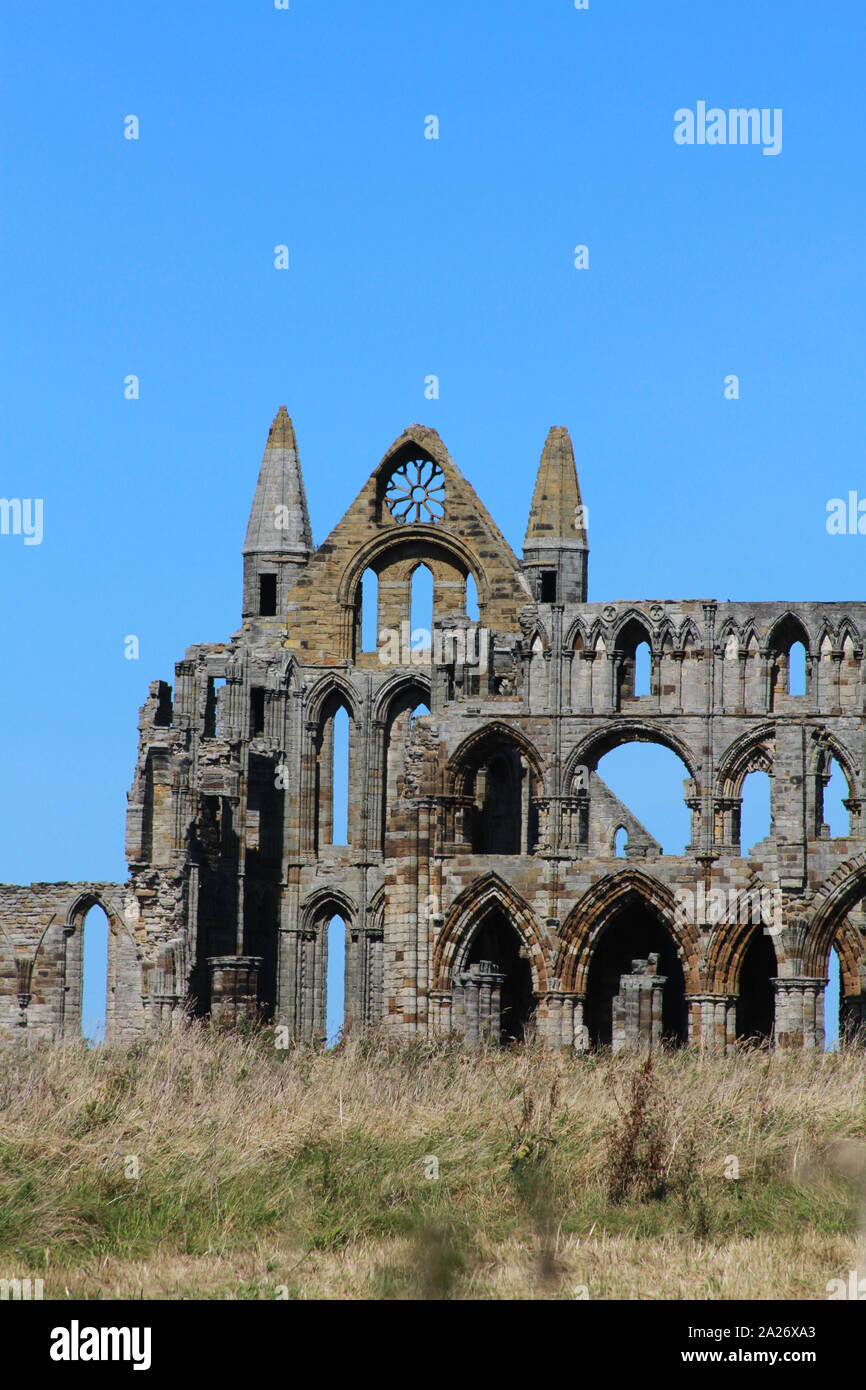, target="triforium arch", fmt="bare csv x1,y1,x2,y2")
565,719,701,790
557,869,696,1050
447,722,546,854
434,874,550,1044
808,728,860,838
715,724,775,851
61,890,138,1043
